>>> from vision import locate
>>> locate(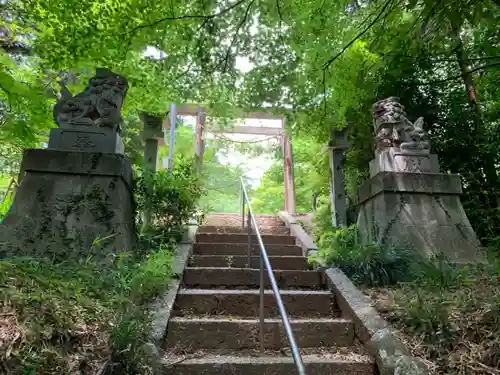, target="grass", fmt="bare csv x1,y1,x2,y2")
308,212,500,374
309,224,420,287
367,261,500,374
0,241,174,375
0,174,12,190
